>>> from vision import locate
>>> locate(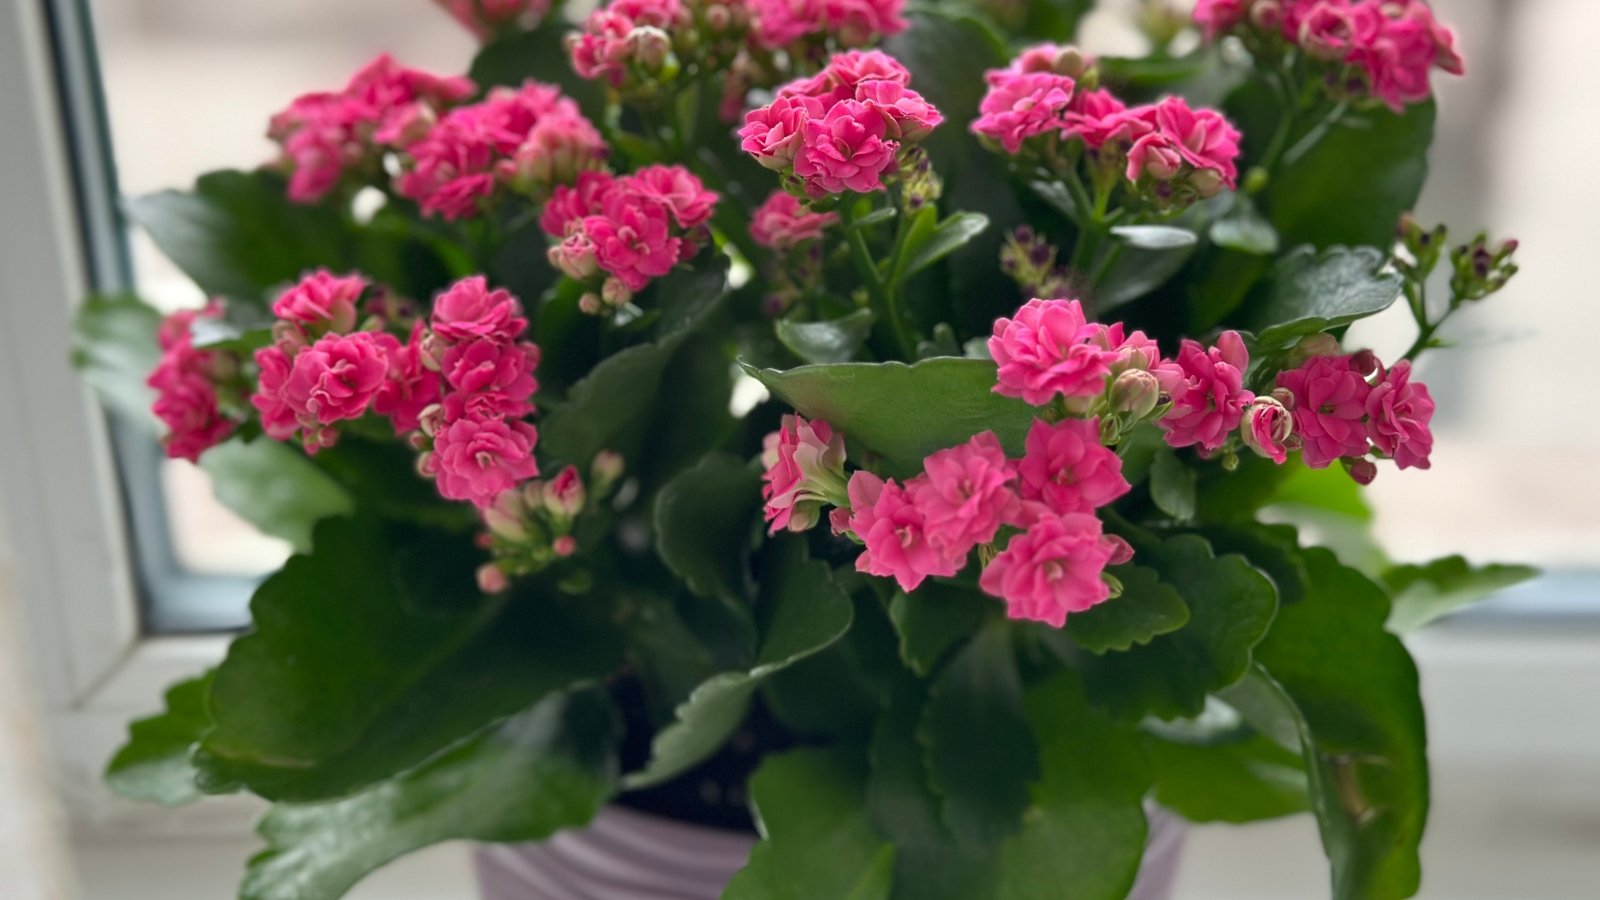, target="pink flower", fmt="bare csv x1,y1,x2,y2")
979,513,1115,628
1365,359,1434,470
794,99,902,196
629,164,719,230
567,9,635,87
1192,0,1252,40
429,276,527,344
582,195,682,291
988,298,1118,407
374,323,442,434
279,331,398,431
1126,97,1241,196
1351,1,1466,112
440,339,539,404
854,80,943,142
429,416,541,507
1016,417,1129,516
252,346,300,441
496,112,608,192
1159,330,1253,452
750,0,906,50
1240,395,1294,465
740,95,825,171
1275,354,1374,468
150,365,235,463
1061,88,1142,149
271,270,367,333
433,0,552,41
1007,43,1081,76
750,190,839,249
972,71,1075,154
844,471,961,592
540,170,617,237
761,414,848,534
909,431,1019,552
